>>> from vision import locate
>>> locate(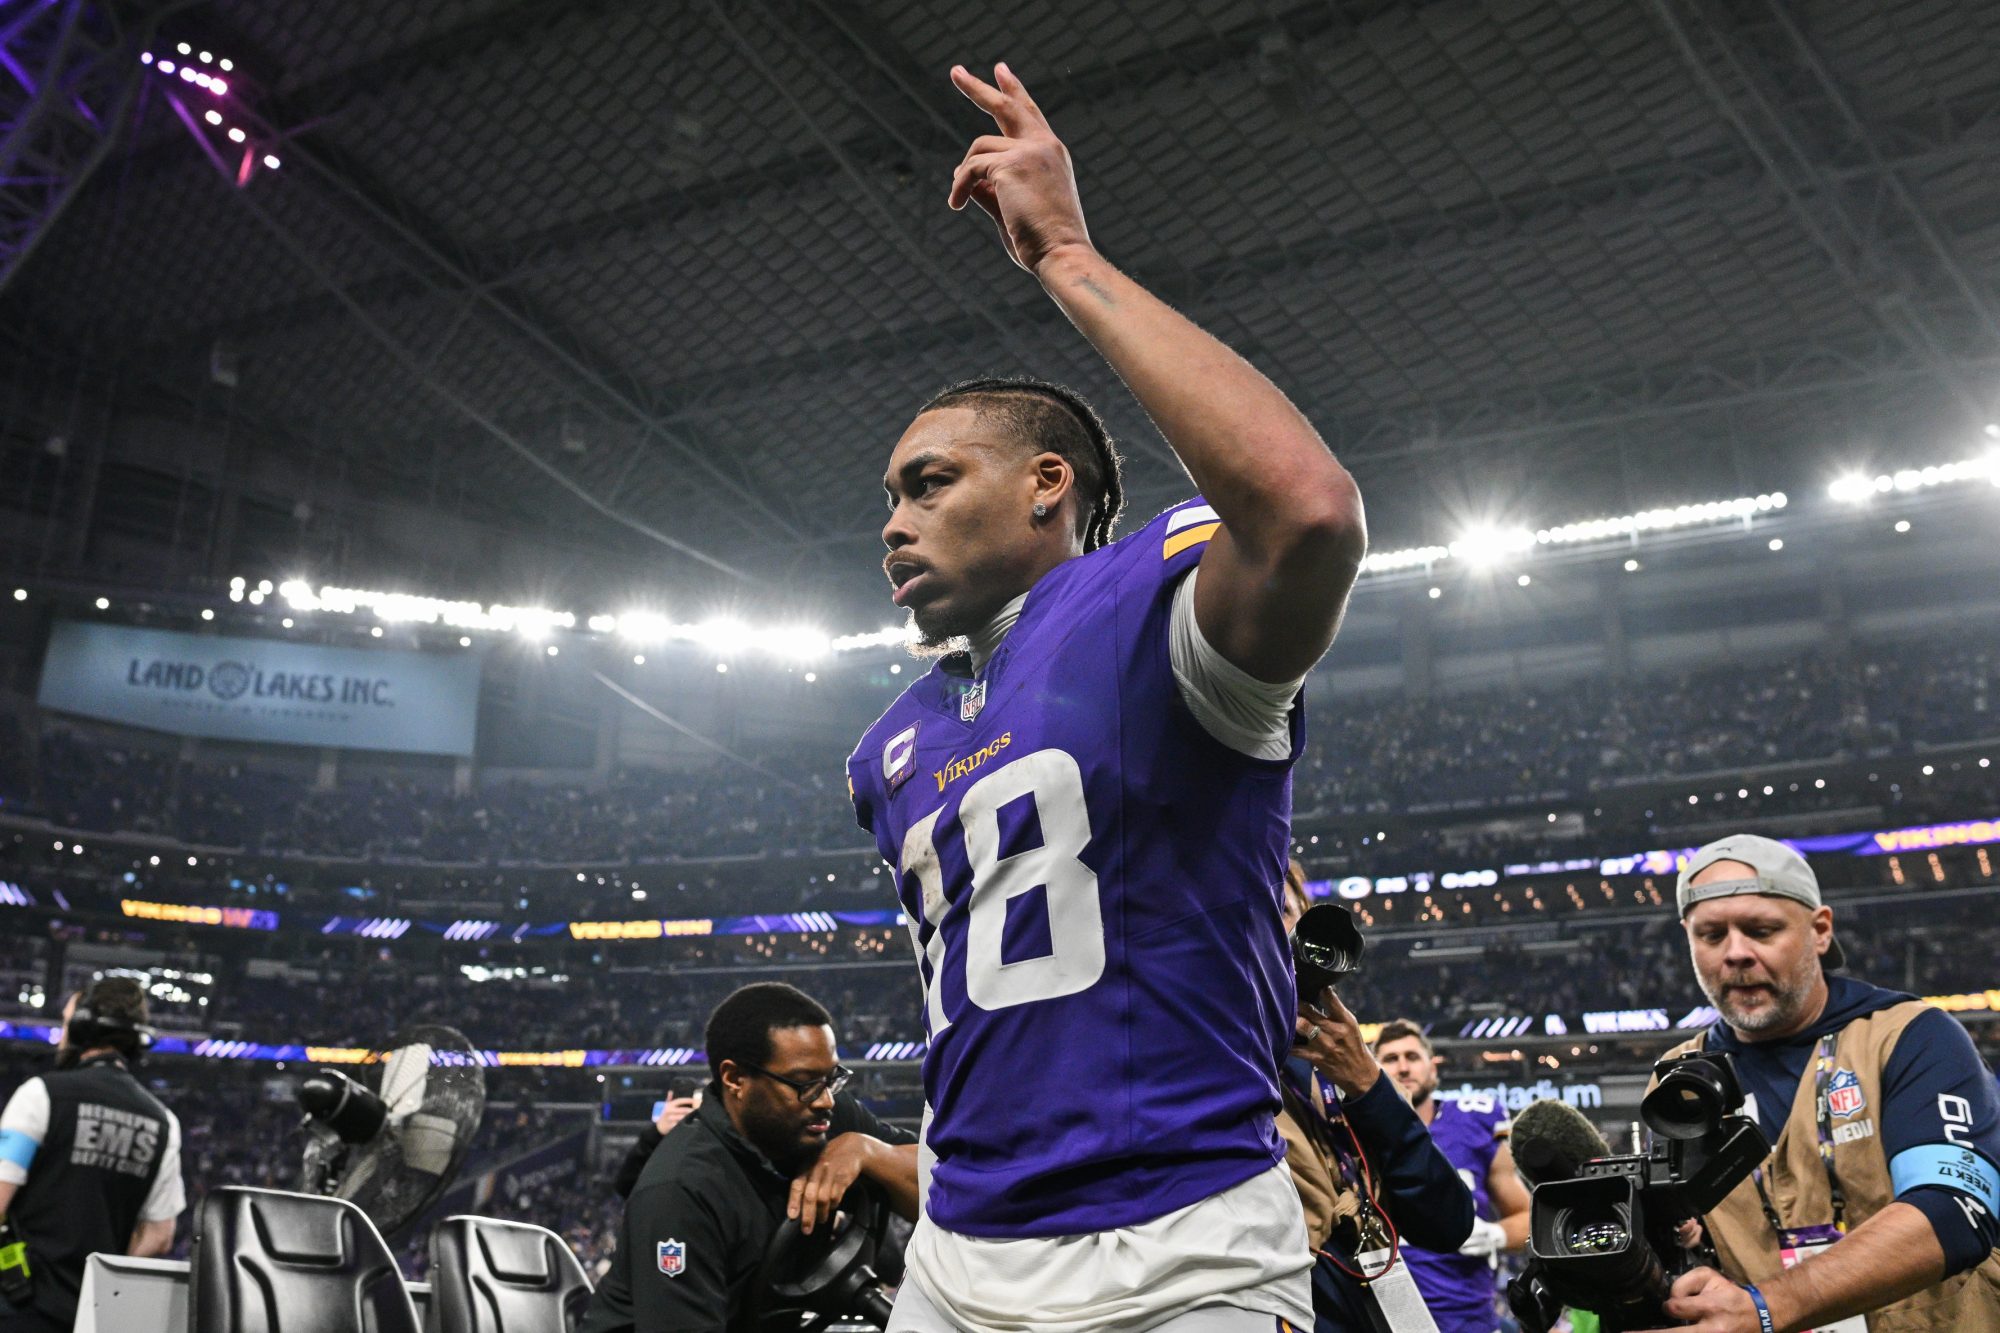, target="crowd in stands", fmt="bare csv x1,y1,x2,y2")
2,637,1992,869
1295,638,1994,817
